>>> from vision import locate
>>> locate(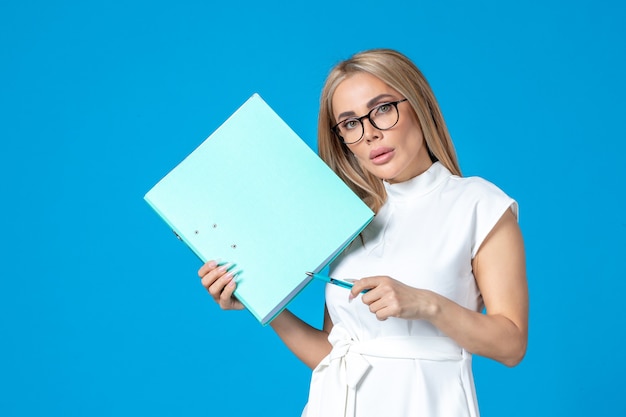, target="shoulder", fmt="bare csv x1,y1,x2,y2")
447,174,507,196
435,173,519,226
